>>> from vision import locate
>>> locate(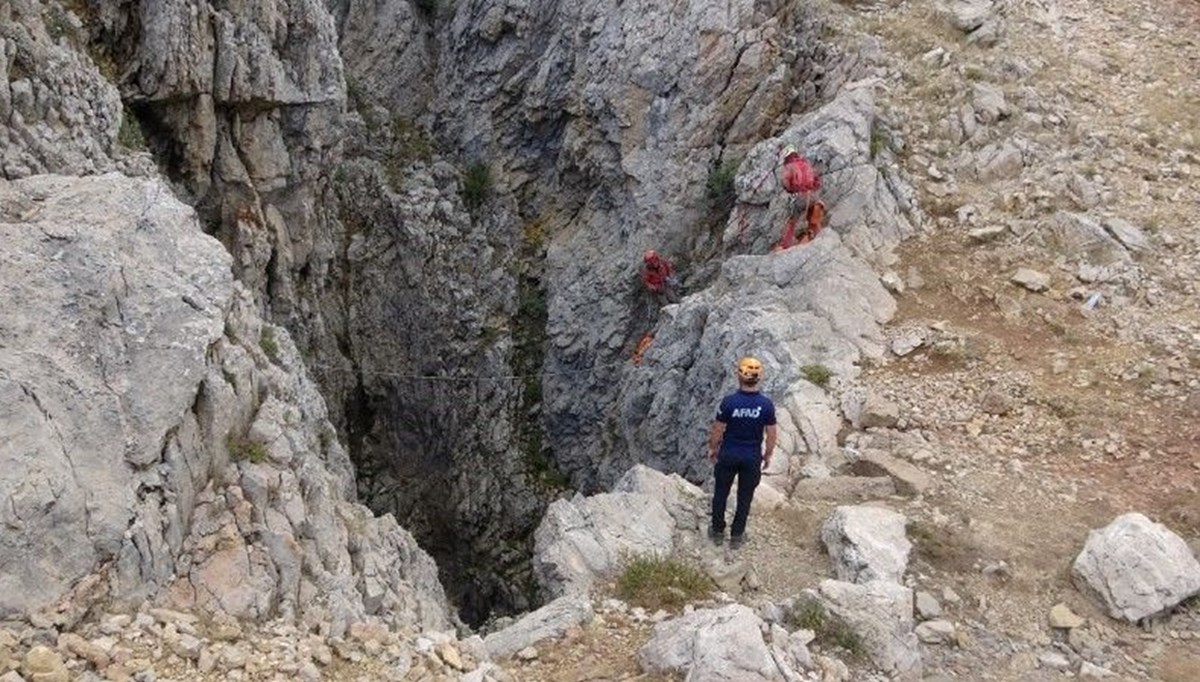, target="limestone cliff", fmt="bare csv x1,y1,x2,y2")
0,173,451,634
